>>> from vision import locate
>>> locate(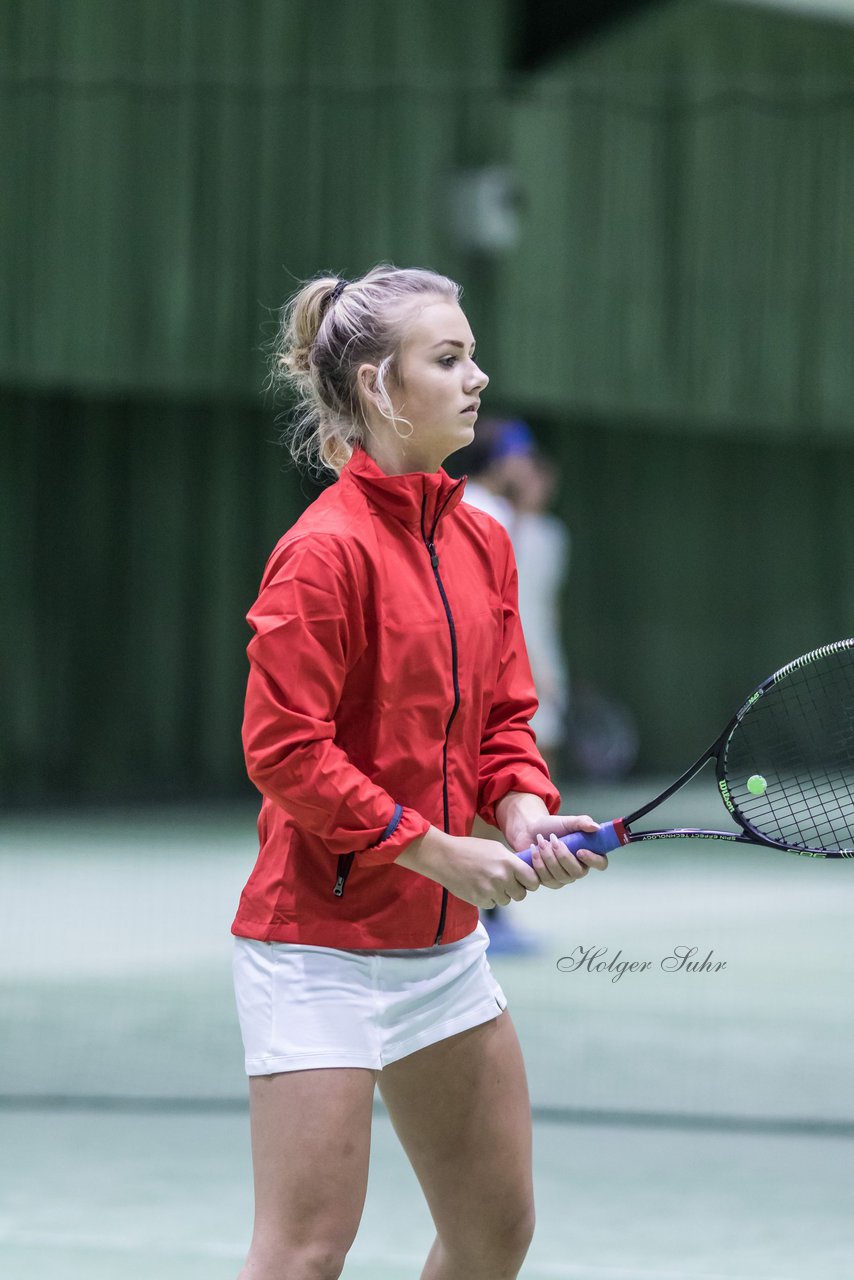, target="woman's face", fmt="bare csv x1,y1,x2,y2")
364,299,489,473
